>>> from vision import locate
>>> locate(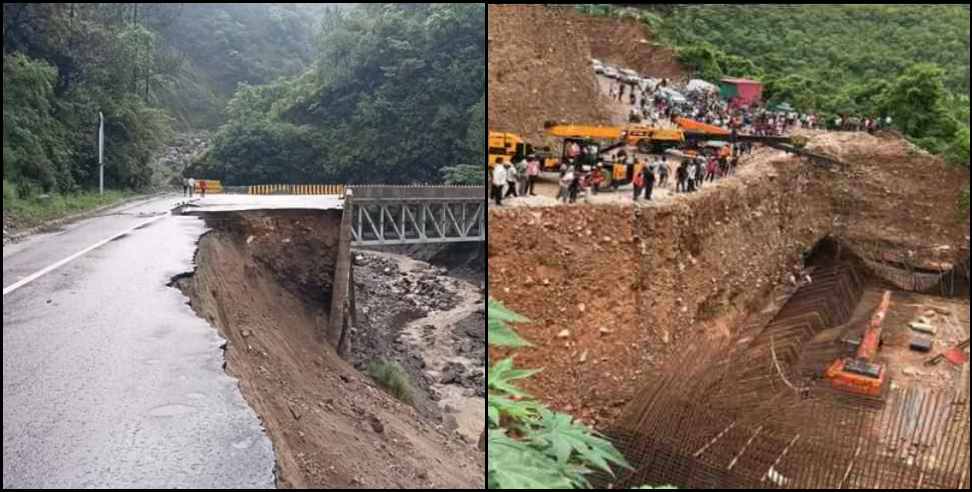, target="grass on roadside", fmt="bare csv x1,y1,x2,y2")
367,359,416,406
2,181,134,232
